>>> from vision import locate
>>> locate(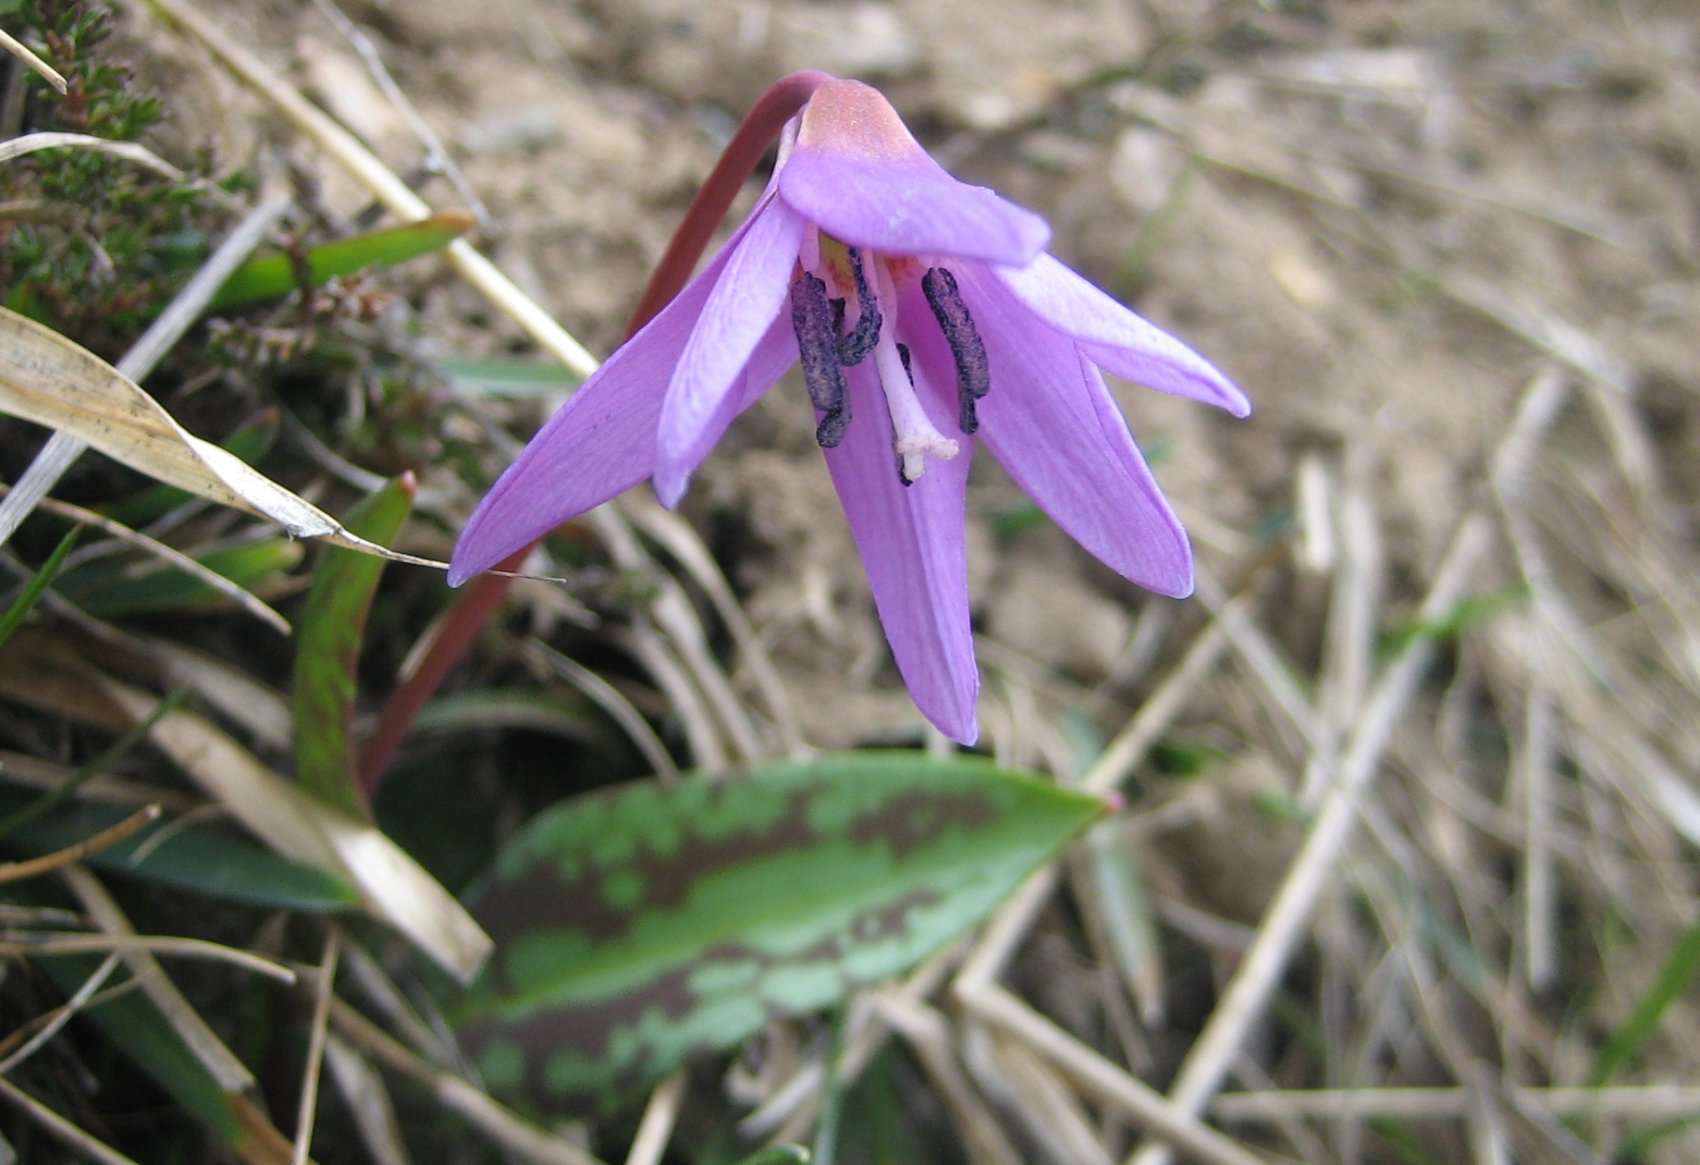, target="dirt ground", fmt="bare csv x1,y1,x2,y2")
90,0,1700,1160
